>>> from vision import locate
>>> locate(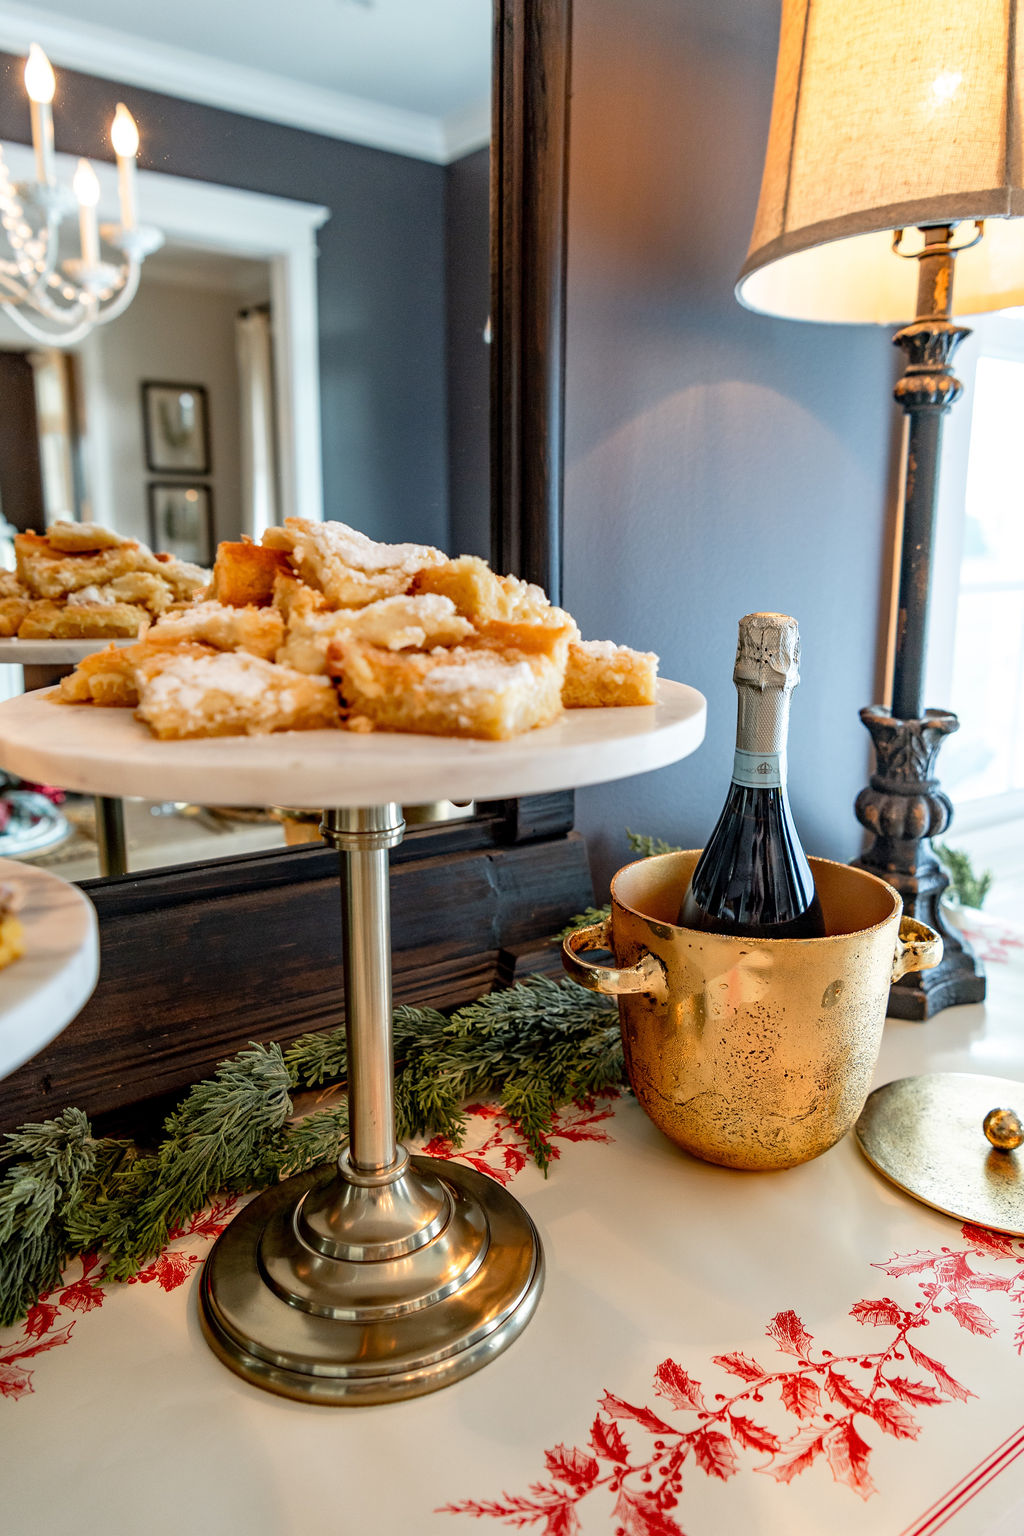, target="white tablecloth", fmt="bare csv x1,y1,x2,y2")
2,915,1023,1536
